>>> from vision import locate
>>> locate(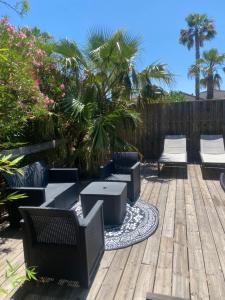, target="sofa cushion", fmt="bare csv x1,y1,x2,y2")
45,183,78,209
3,161,48,187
